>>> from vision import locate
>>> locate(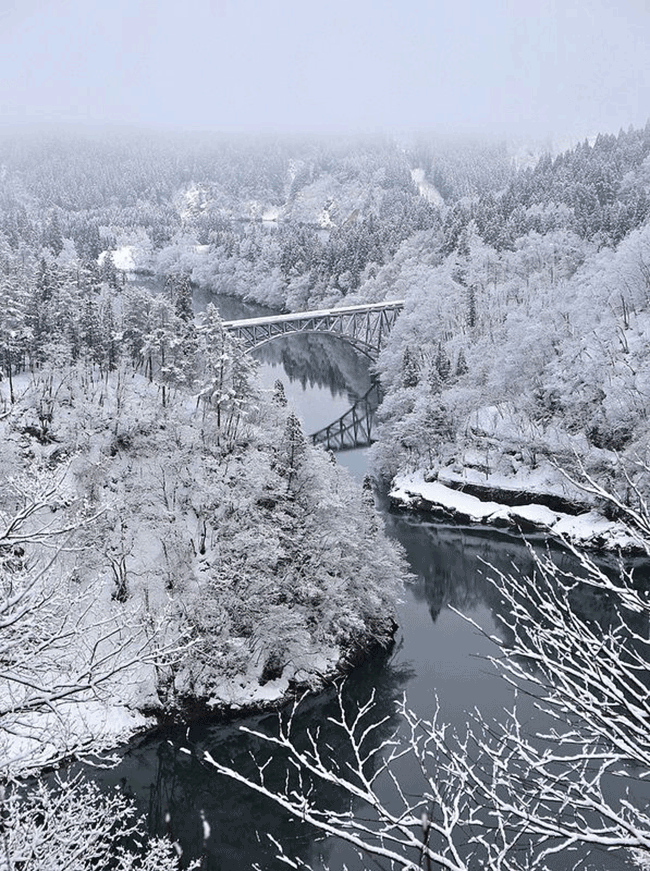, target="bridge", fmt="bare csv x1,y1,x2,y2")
310,382,382,452
223,300,404,360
